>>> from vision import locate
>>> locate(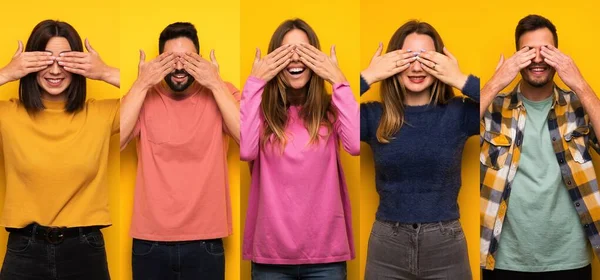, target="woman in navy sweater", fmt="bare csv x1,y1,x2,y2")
360,20,480,279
